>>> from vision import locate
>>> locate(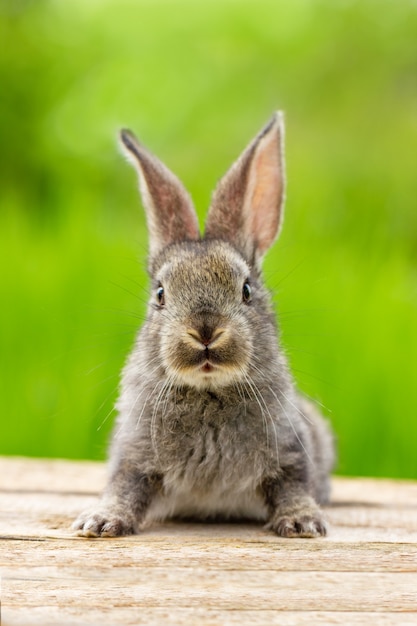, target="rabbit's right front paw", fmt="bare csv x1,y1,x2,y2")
72,510,135,538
